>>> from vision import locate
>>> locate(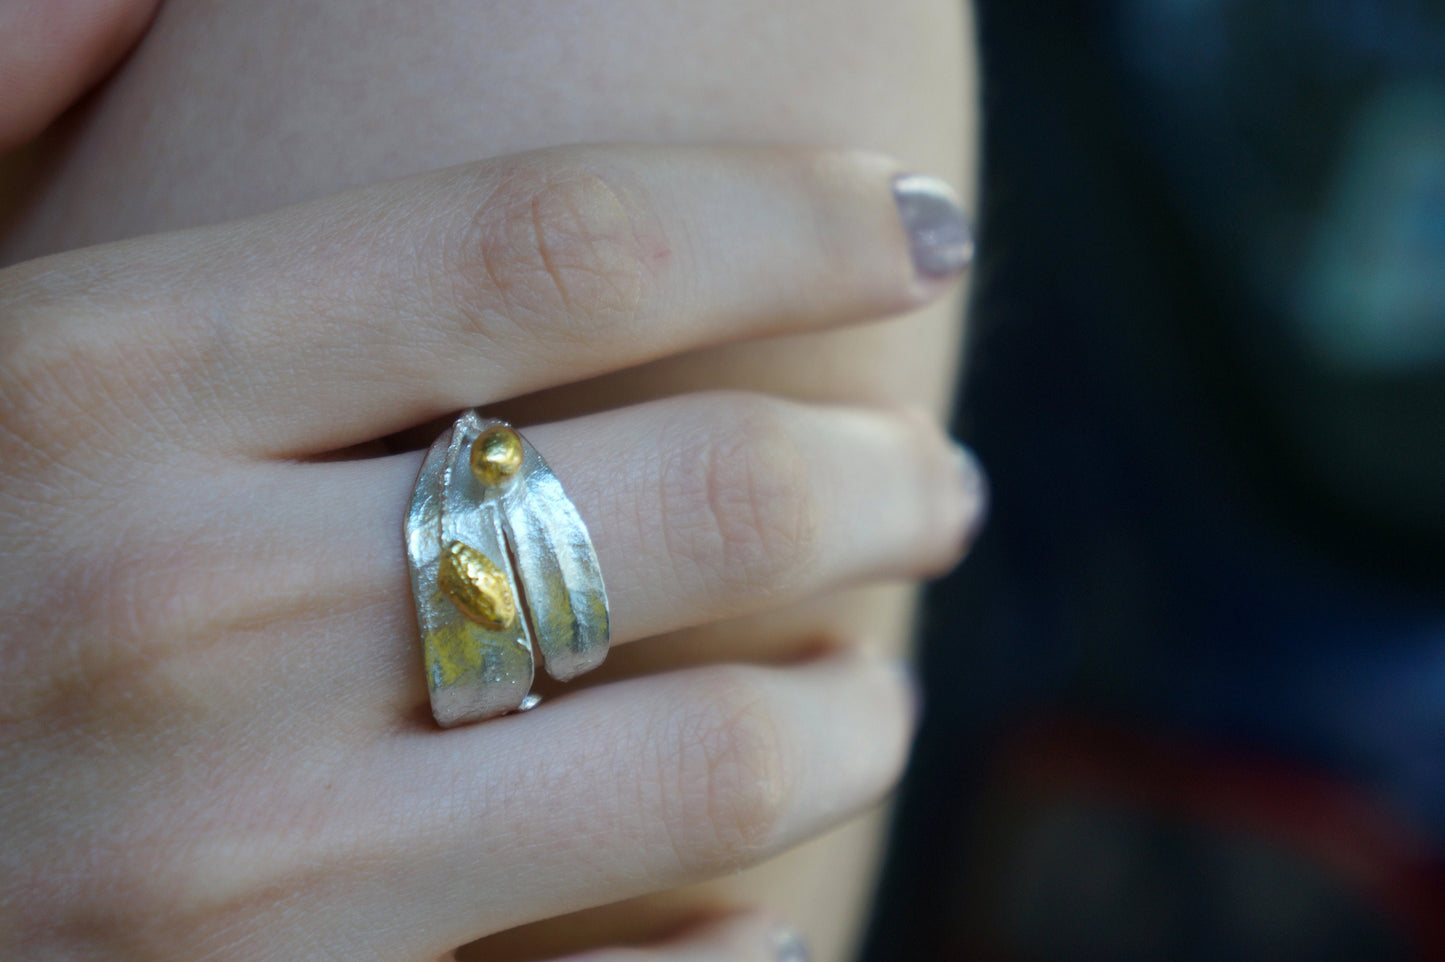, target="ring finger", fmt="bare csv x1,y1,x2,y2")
145,652,915,962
